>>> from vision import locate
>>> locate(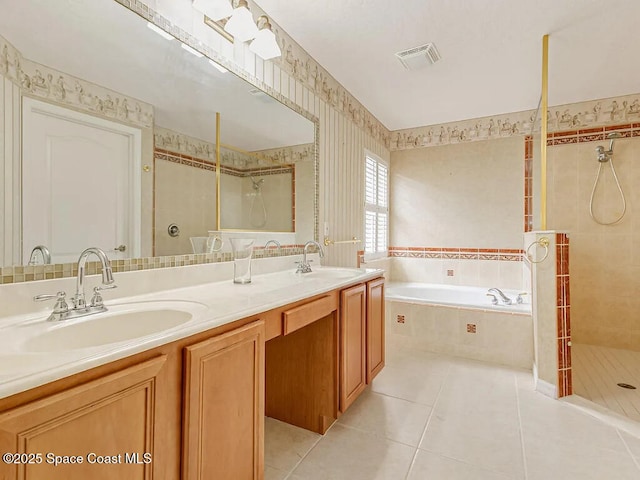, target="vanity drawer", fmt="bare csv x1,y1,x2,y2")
282,293,338,335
